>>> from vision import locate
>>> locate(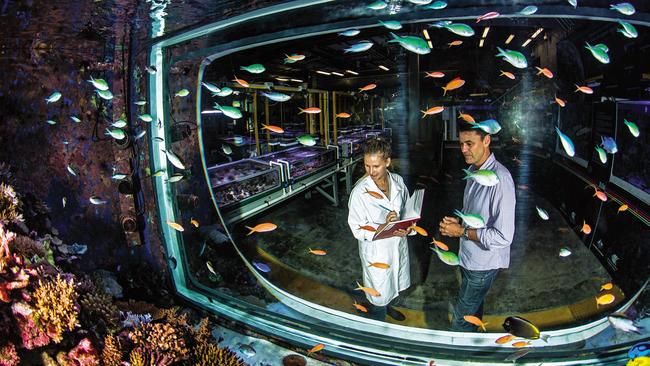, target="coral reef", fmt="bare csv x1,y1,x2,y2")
129,322,189,364
40,338,99,366
33,274,79,343
10,234,47,260
191,342,247,366
0,343,19,366
12,301,51,349
100,335,122,366
79,286,120,336
0,184,23,224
